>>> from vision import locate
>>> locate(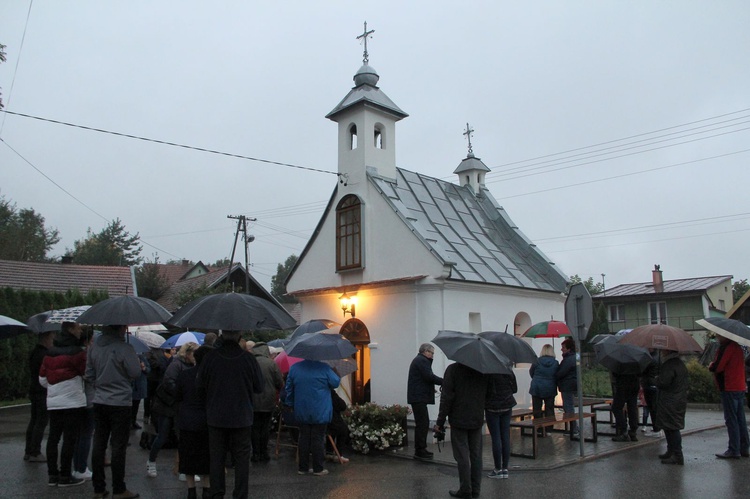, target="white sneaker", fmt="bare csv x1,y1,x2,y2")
146,460,157,478
72,468,92,480
178,473,186,481
644,430,663,438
